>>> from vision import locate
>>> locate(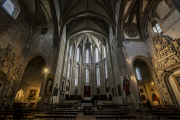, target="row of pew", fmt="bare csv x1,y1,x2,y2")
138,105,180,120
0,106,180,120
